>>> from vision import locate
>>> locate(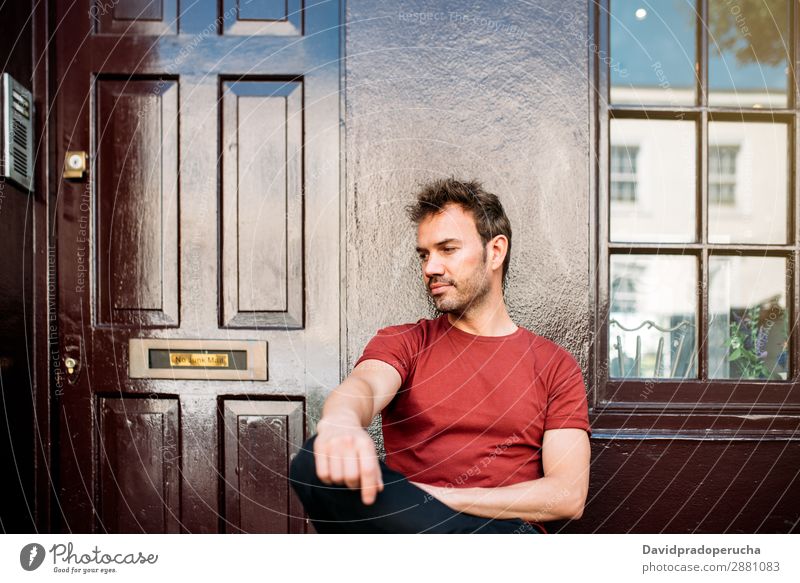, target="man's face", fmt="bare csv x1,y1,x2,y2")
415,204,492,315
